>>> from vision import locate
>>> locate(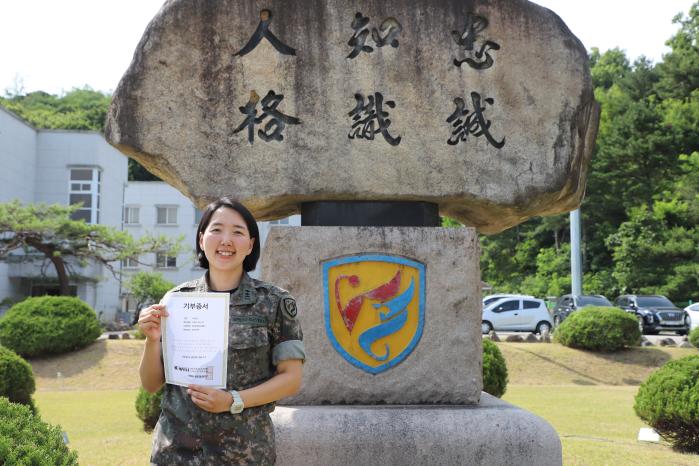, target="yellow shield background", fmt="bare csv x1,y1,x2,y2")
323,254,425,374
